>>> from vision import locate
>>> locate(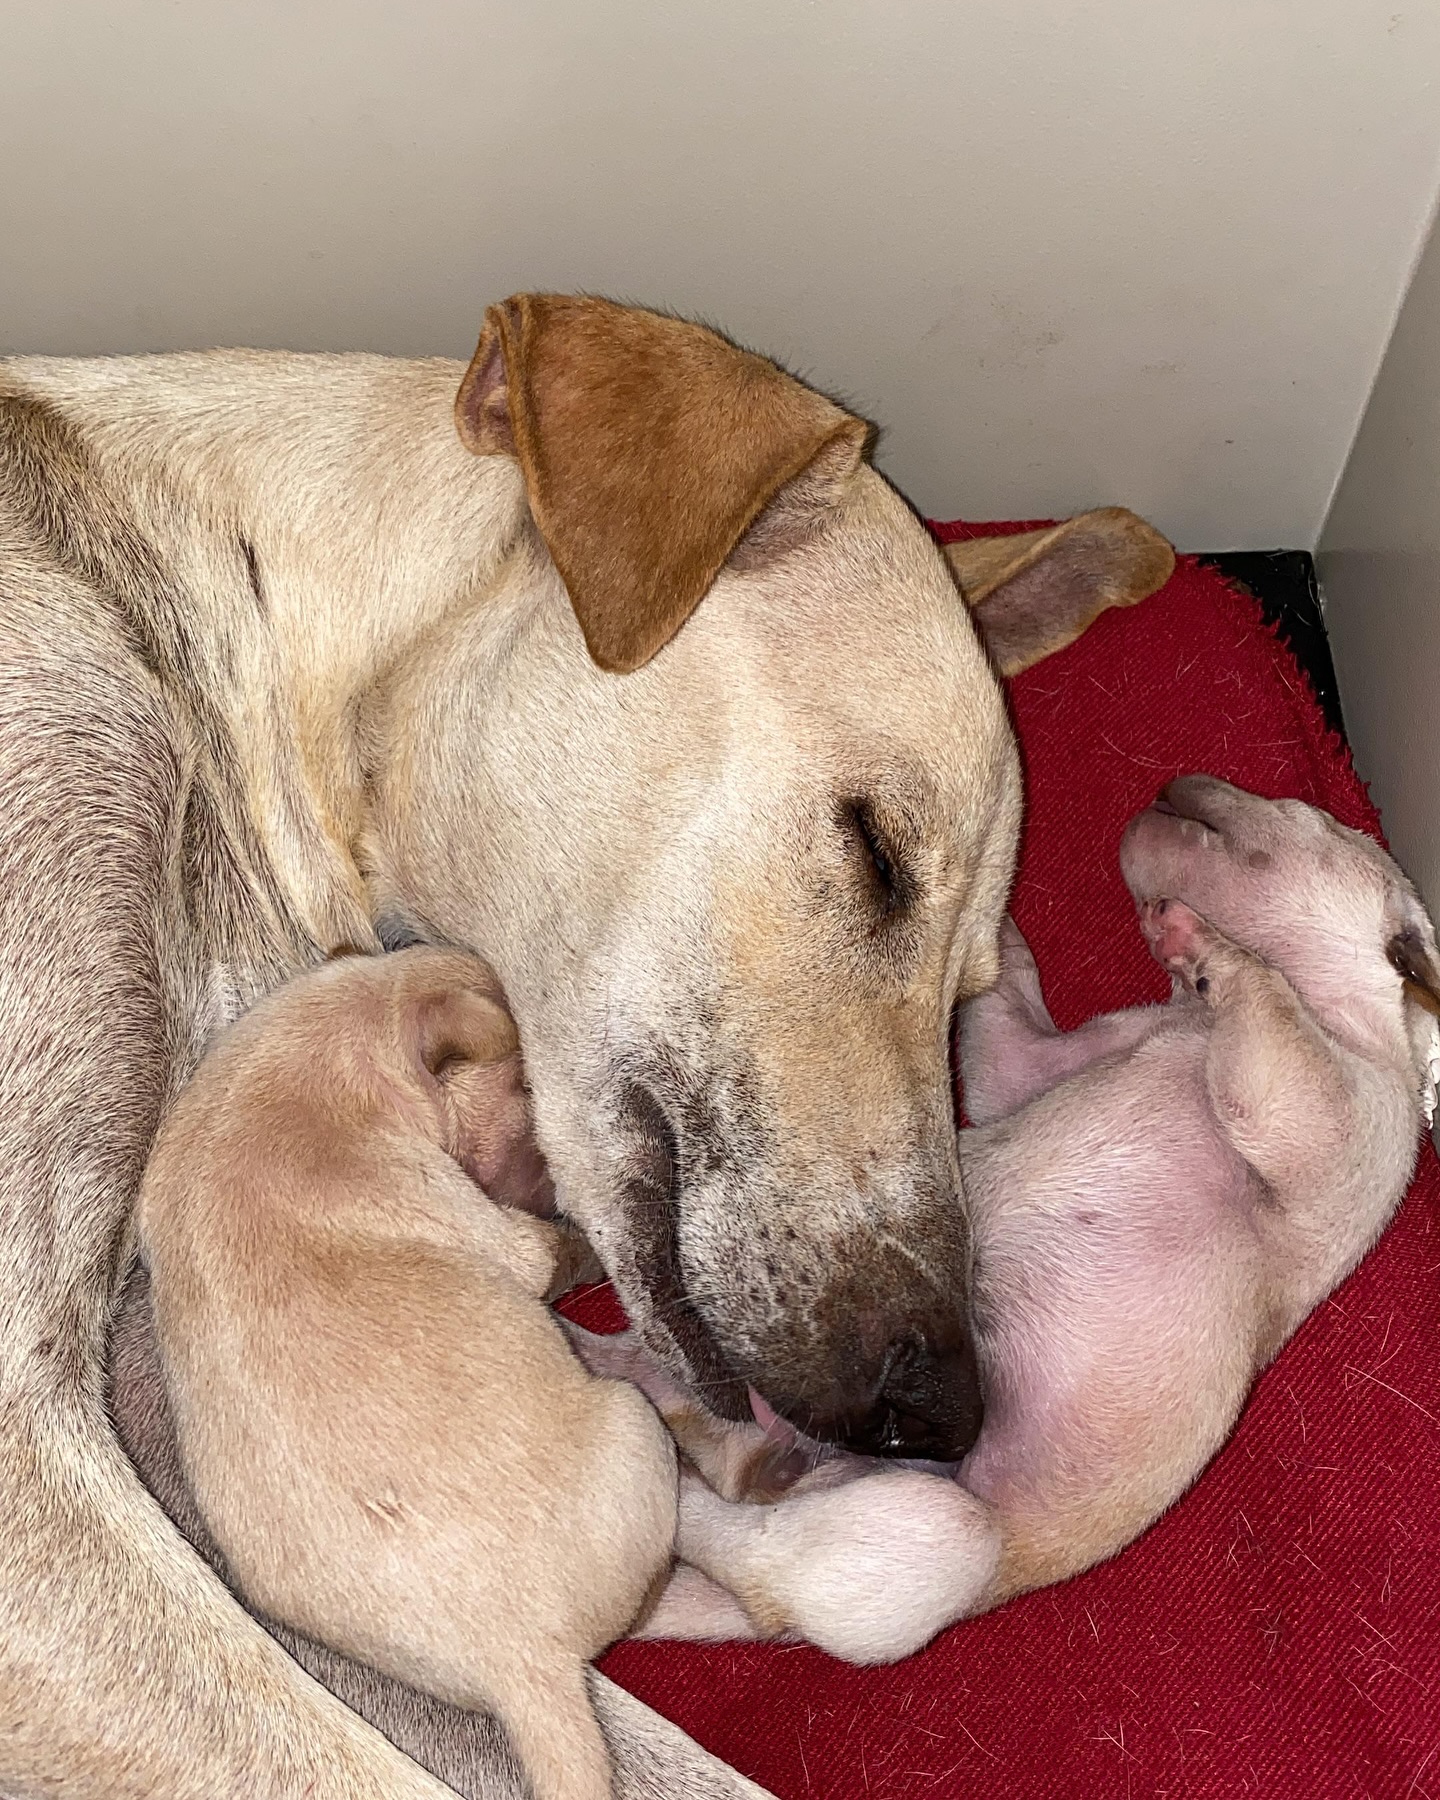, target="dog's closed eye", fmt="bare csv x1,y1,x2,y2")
842,798,917,920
